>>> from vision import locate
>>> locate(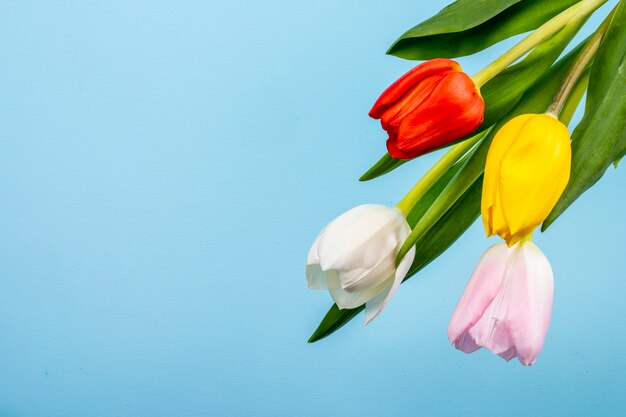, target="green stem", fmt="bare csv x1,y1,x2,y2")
396,134,482,216
472,0,607,87
559,70,590,124
547,6,615,117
